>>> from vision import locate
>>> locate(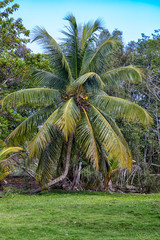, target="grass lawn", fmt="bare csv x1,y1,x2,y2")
0,191,160,240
